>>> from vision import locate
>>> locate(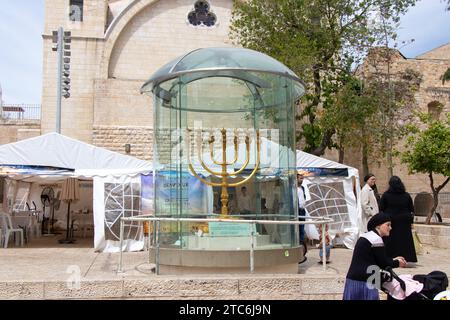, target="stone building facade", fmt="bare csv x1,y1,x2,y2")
334,44,450,196
40,1,449,200
41,0,234,159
